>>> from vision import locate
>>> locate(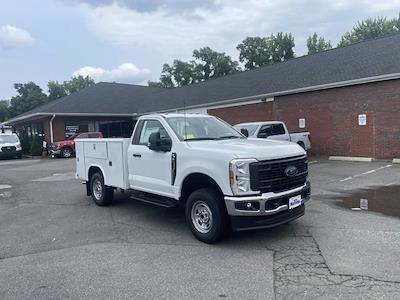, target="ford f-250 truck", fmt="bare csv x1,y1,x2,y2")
76,114,310,243
234,121,311,150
